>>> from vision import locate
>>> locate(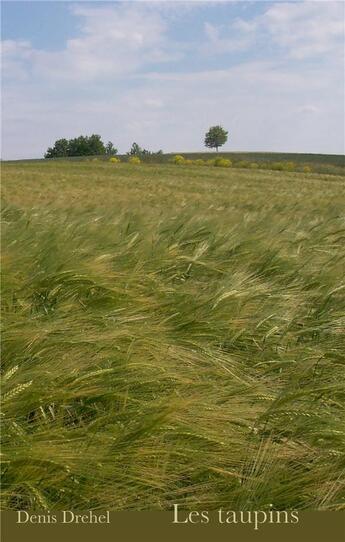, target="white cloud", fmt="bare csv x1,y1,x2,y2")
204,21,254,53
263,1,345,59
204,1,344,60
1,40,34,80
297,105,320,115
2,4,177,83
